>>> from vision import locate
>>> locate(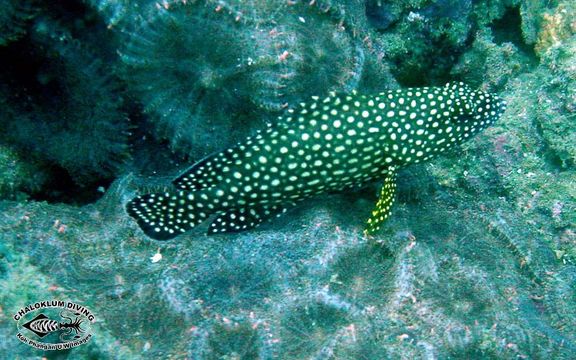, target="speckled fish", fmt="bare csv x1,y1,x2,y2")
127,82,506,240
